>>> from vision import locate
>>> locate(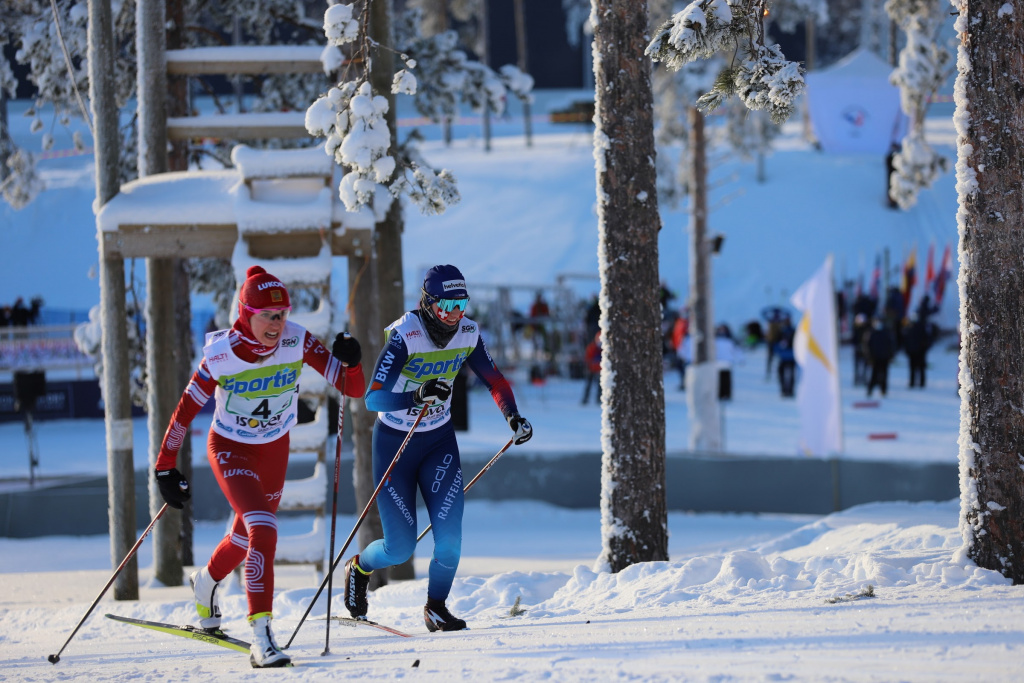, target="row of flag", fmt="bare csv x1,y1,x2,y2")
859,243,954,315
